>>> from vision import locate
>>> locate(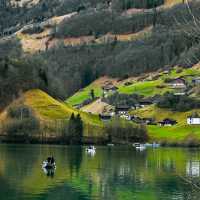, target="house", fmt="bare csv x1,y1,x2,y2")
142,118,155,125
99,114,112,121
120,114,131,121
159,118,177,126
131,116,155,125
192,78,200,85
102,84,118,92
168,78,186,89
187,114,200,125
139,99,153,107
115,106,131,115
